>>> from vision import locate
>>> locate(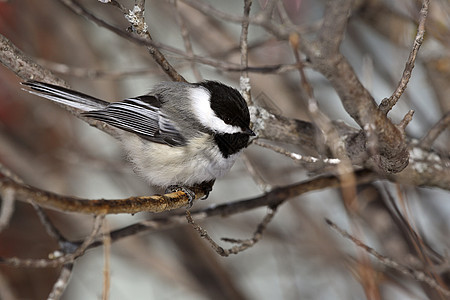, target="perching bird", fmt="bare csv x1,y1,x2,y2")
22,80,254,202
